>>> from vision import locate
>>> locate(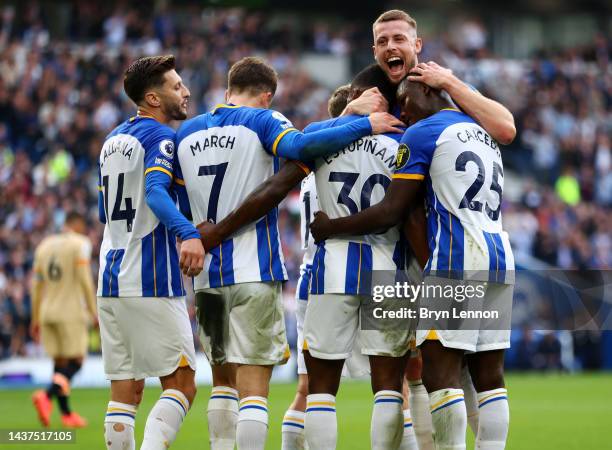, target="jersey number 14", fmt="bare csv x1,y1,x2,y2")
102,173,137,232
